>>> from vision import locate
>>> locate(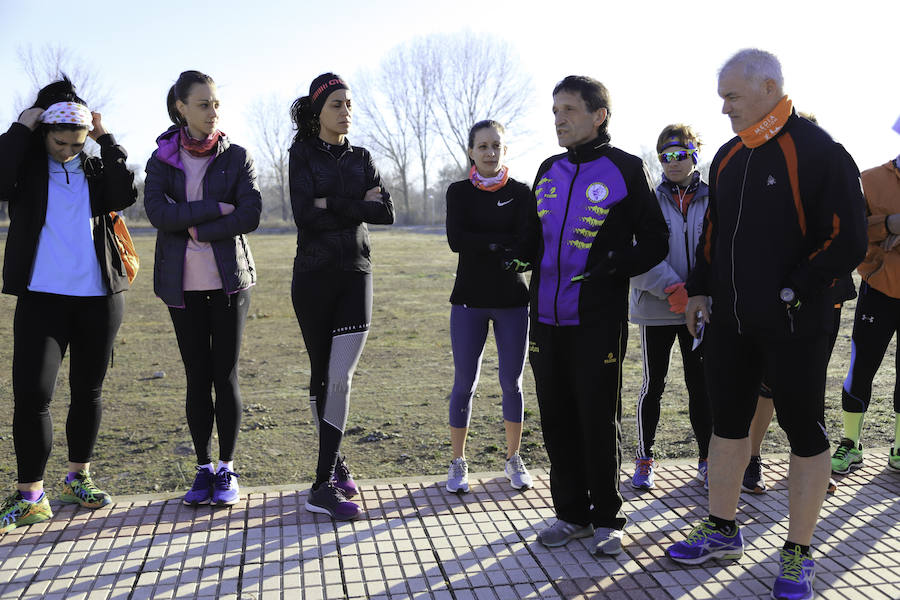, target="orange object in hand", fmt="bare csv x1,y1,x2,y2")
664,282,688,314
